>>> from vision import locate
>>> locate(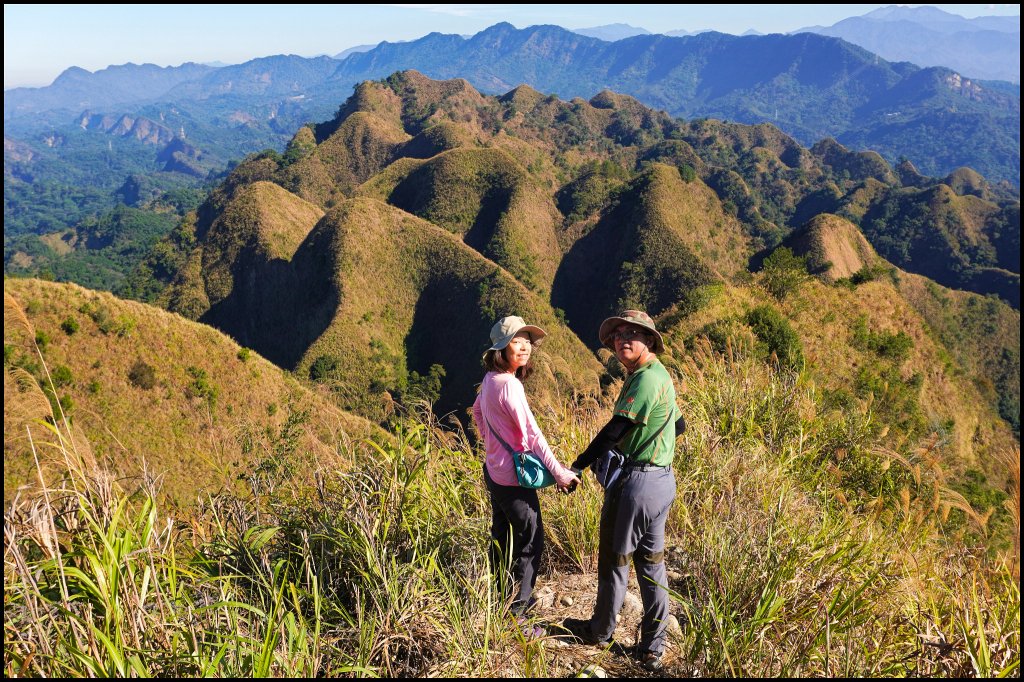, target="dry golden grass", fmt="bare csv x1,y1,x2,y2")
310,110,410,194
232,181,324,260
786,276,1016,471
355,156,430,200
37,231,75,256
4,278,379,509
788,213,881,282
